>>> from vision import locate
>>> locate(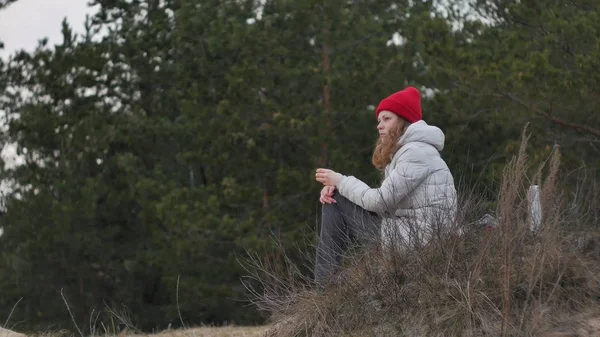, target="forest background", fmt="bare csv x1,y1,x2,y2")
0,0,598,332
